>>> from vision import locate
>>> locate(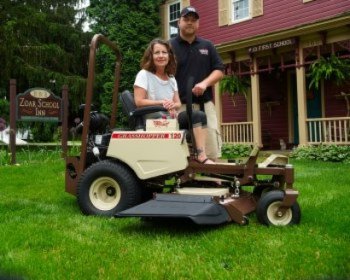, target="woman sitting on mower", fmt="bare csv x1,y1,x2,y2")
134,38,214,164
